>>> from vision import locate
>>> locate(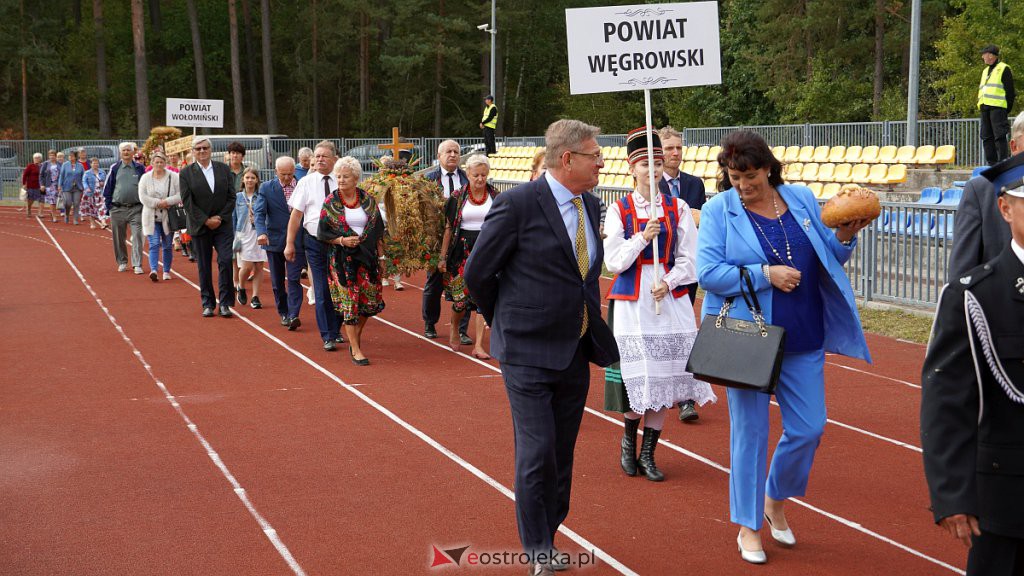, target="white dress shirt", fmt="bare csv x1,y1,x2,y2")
197,161,215,193
288,171,337,236
442,170,460,198
1012,239,1024,267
